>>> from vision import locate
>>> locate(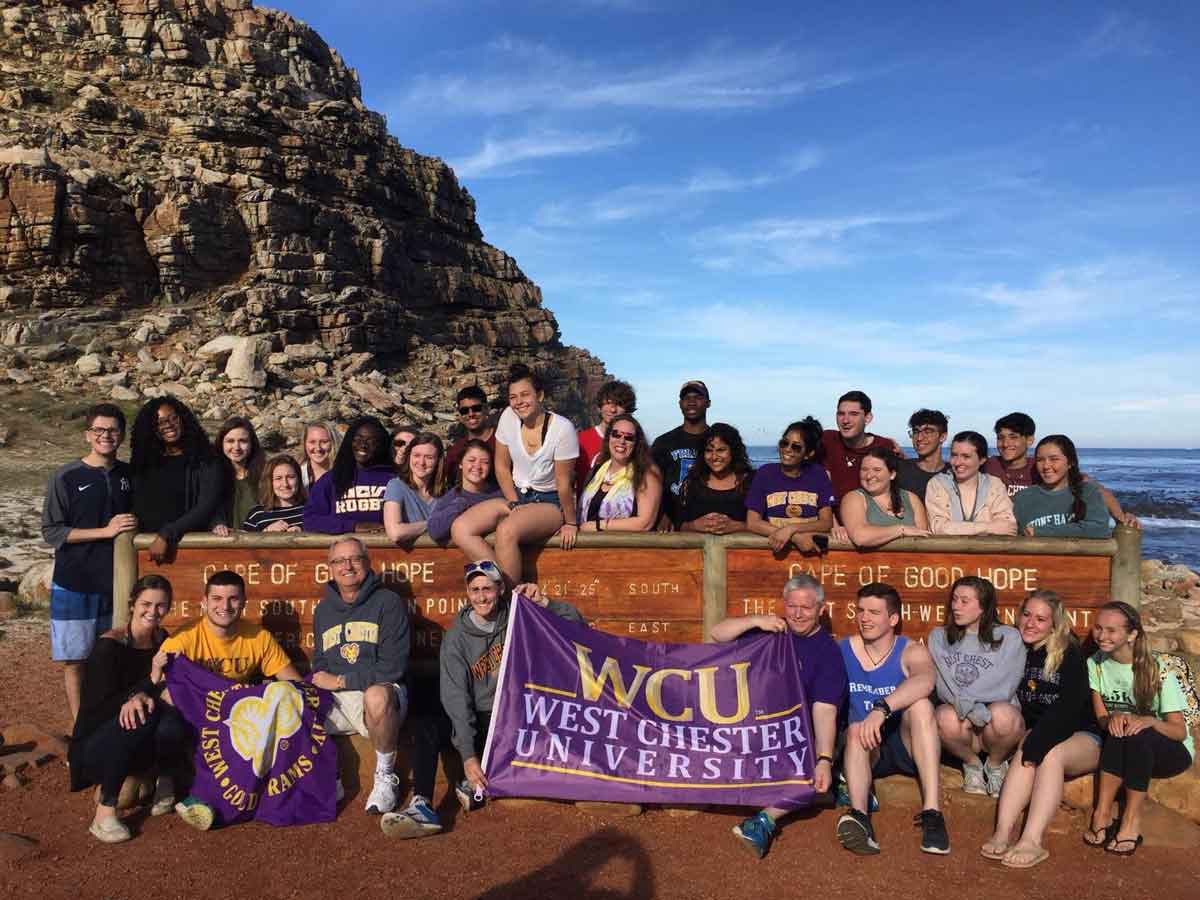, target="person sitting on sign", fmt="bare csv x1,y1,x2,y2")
744,418,835,555
303,416,395,534
383,432,447,544
836,583,948,856
930,576,1026,797
387,560,583,836
980,590,1101,869
427,439,502,543
310,538,412,820
710,573,847,859
152,569,301,831
242,455,307,532
69,575,189,844
925,431,1017,537
677,423,755,535
576,414,662,534
836,447,931,548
